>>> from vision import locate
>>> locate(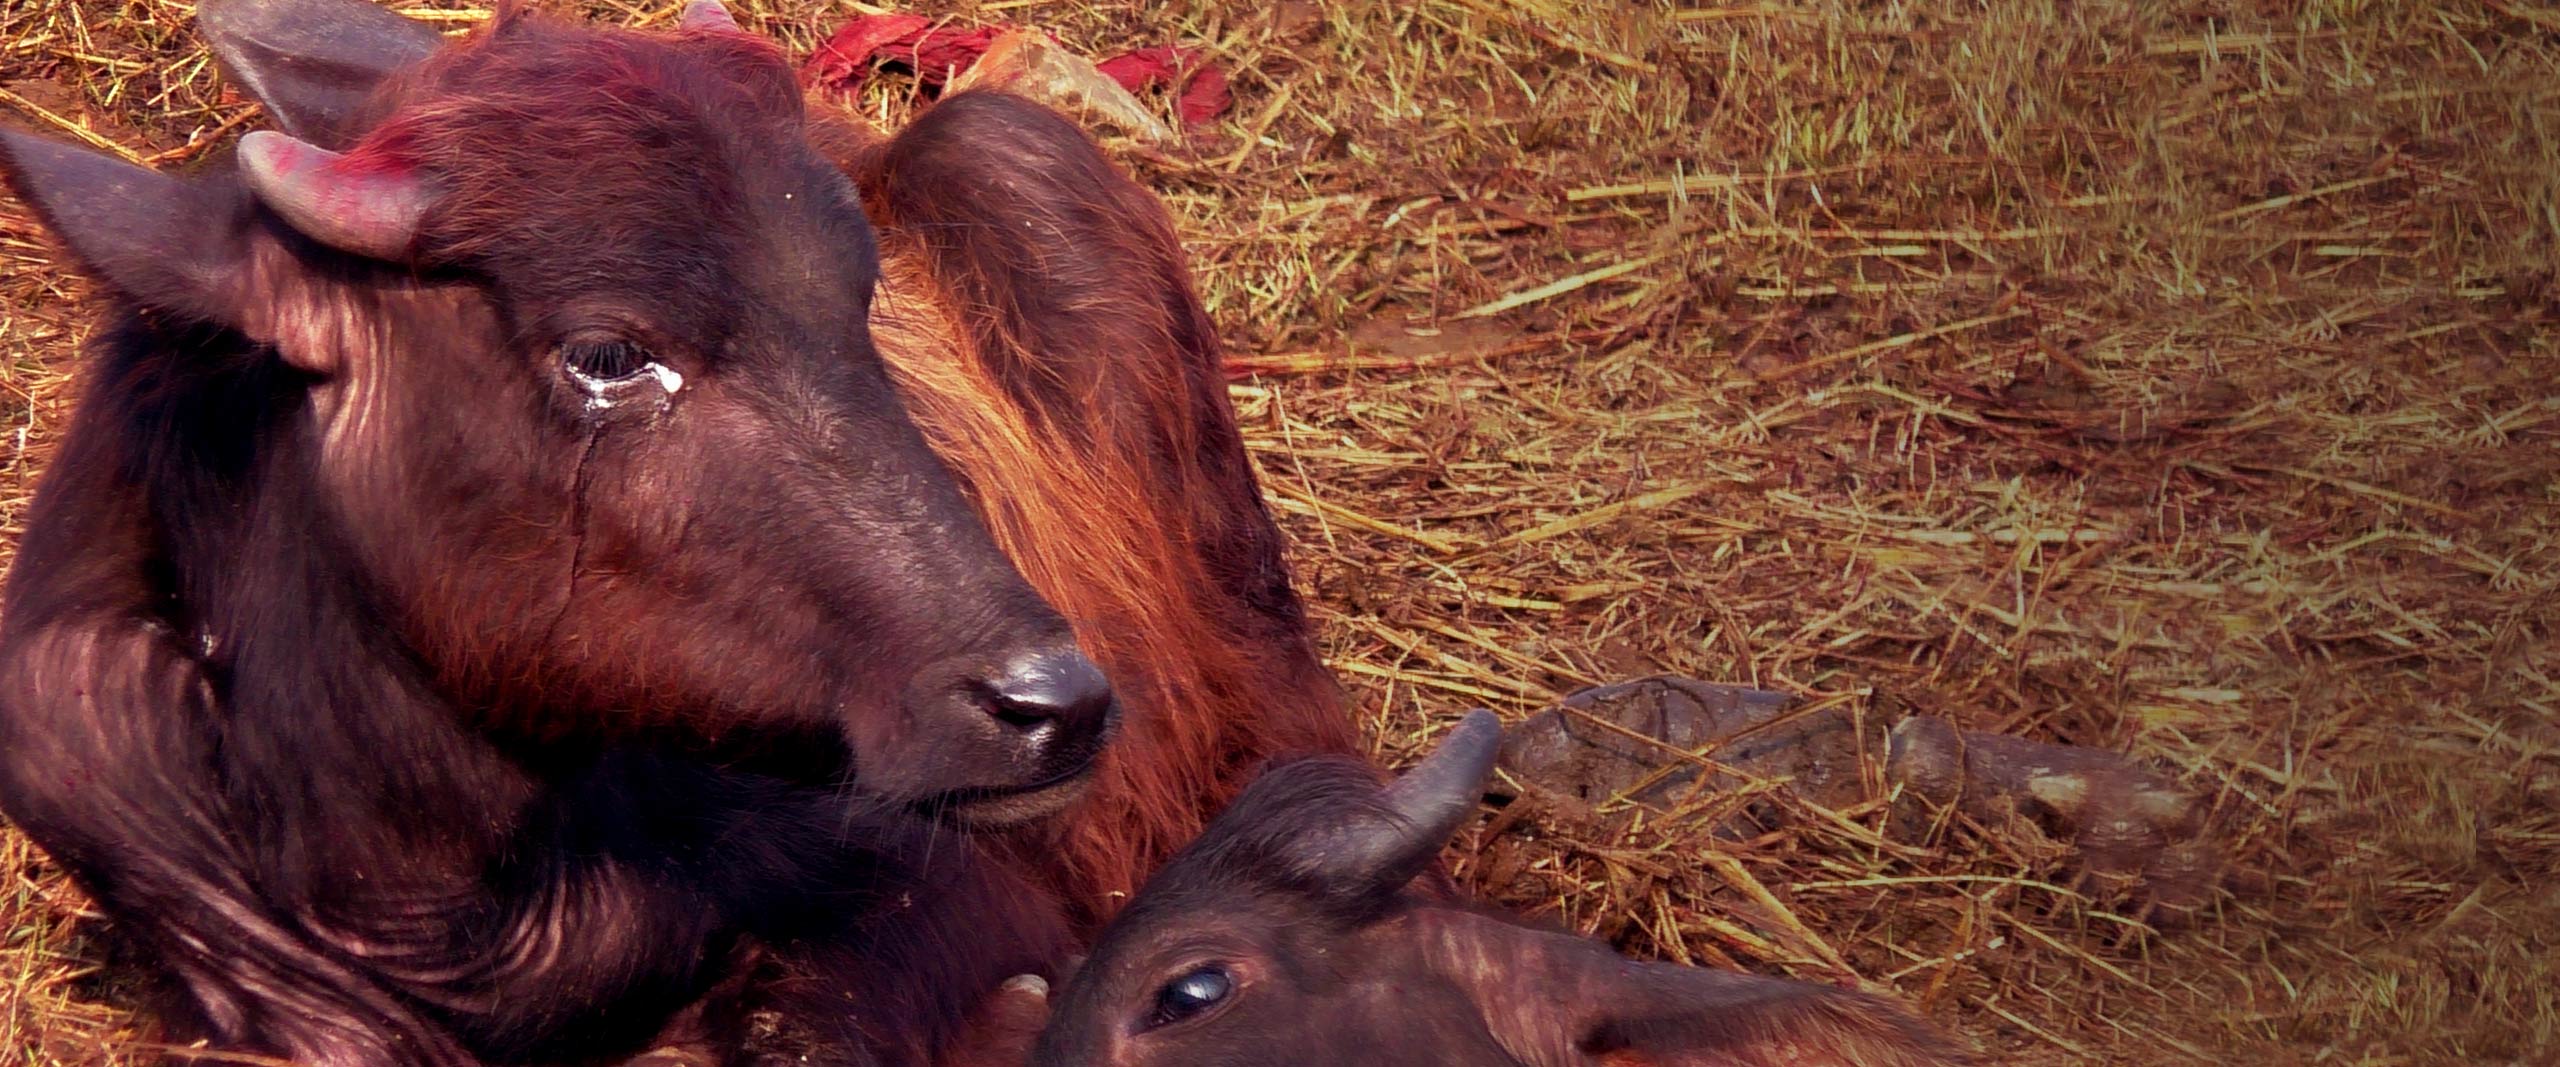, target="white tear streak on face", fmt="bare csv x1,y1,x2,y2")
571,361,681,414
